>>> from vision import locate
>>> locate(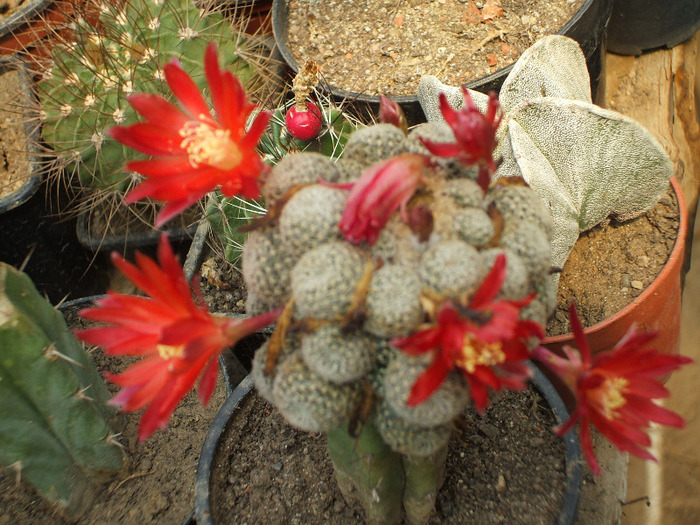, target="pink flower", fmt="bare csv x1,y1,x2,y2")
339,153,429,245
76,235,280,440
533,302,692,475
109,42,270,227
392,254,543,410
378,95,408,134
420,88,502,191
